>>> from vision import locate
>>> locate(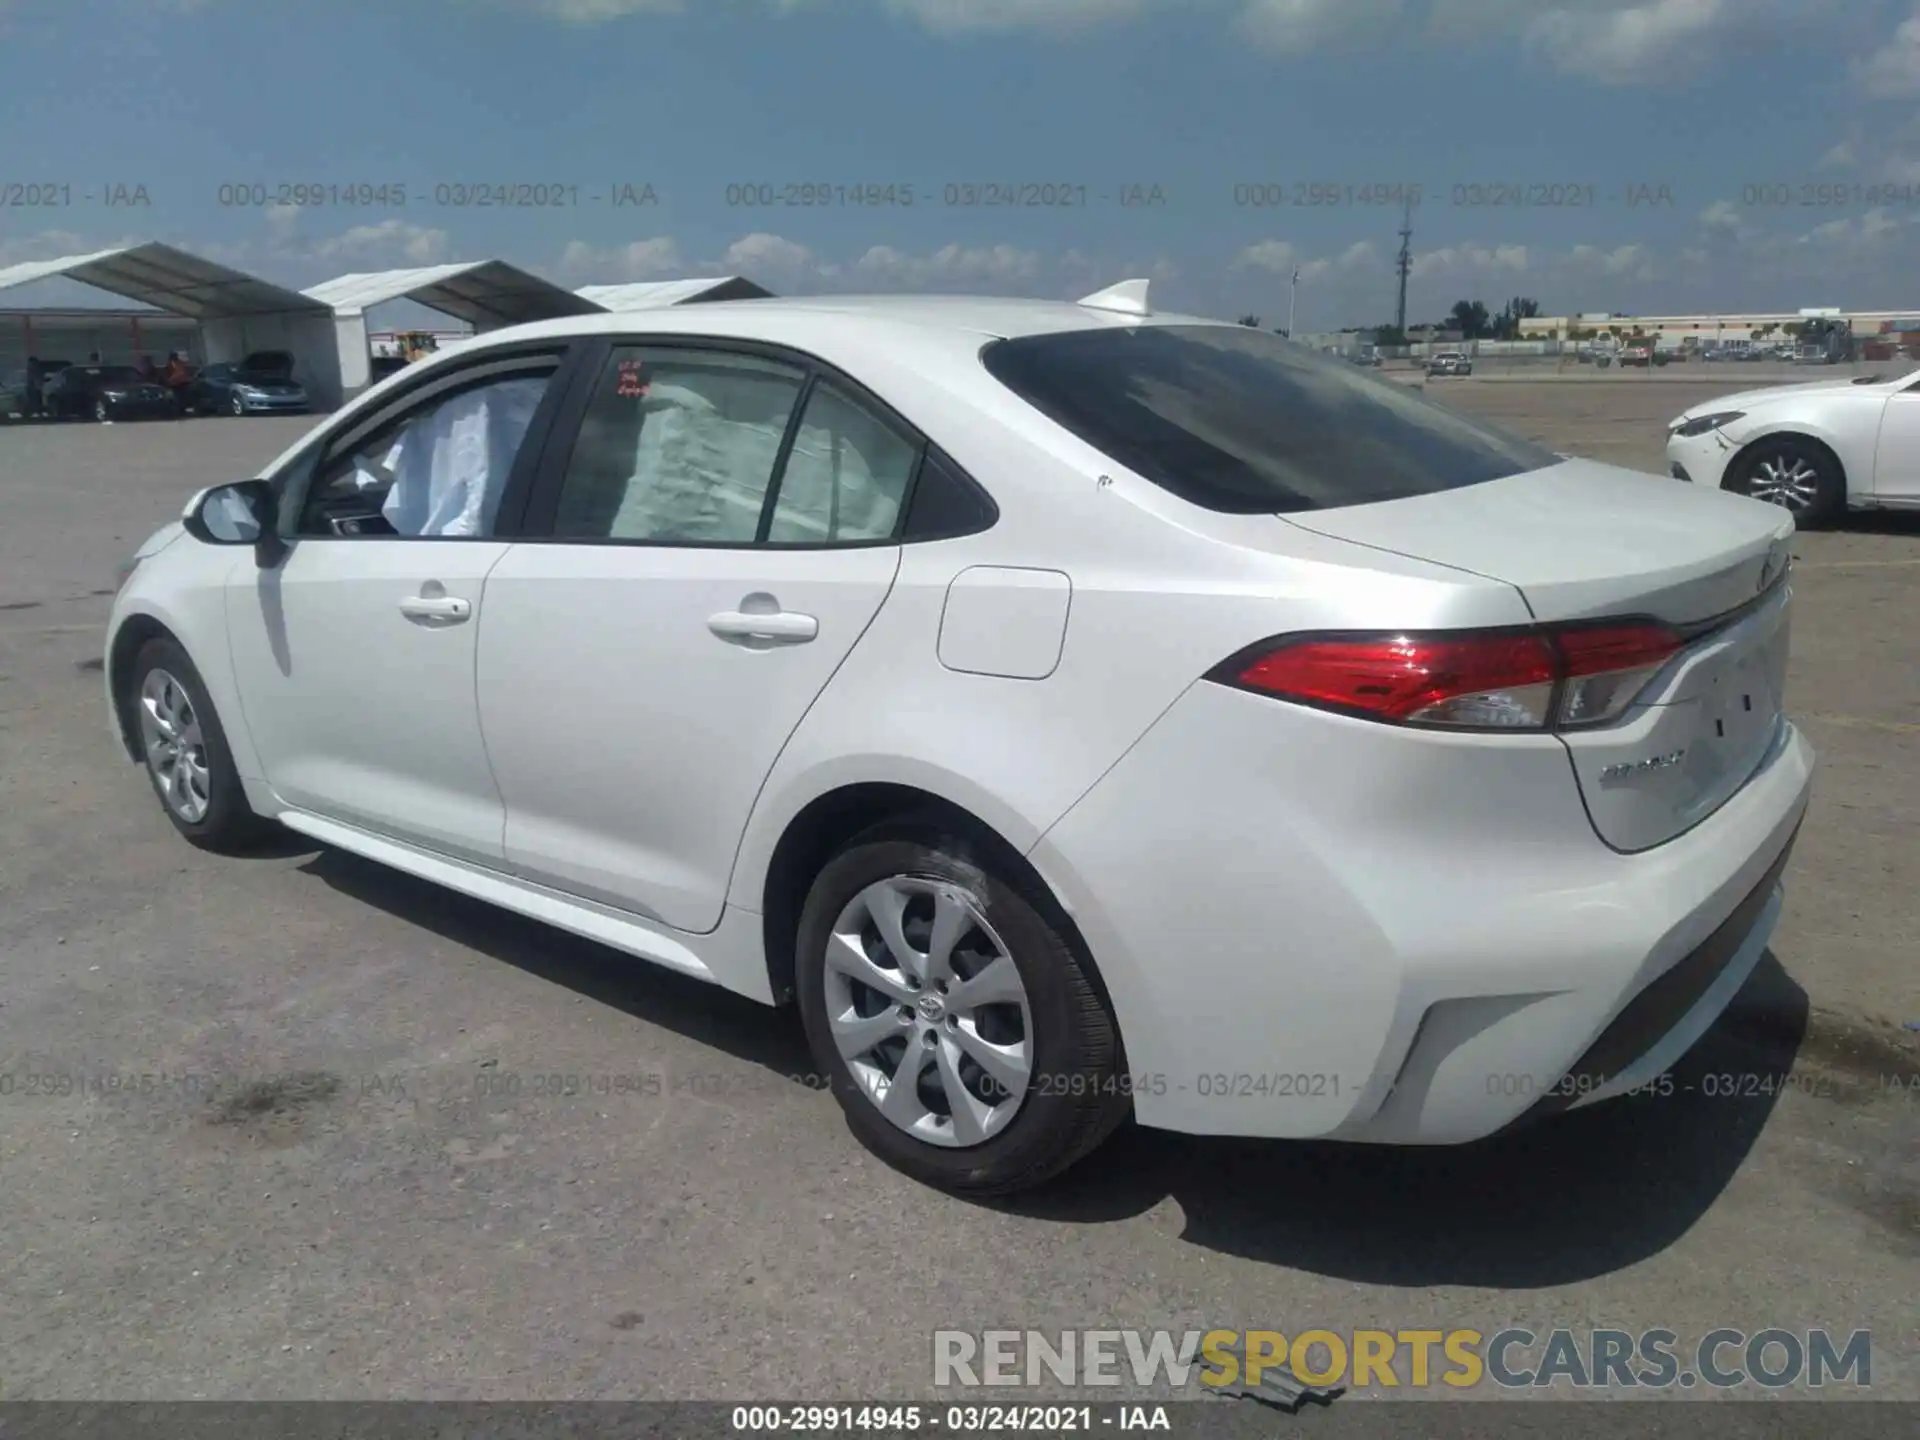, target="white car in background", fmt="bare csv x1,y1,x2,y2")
1666,369,1920,526
105,283,1812,1195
